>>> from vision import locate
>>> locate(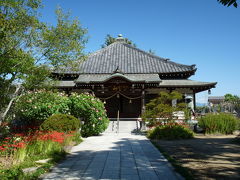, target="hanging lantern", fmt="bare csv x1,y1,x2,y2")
104,100,106,104
129,99,132,104
208,89,211,95
117,93,120,98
